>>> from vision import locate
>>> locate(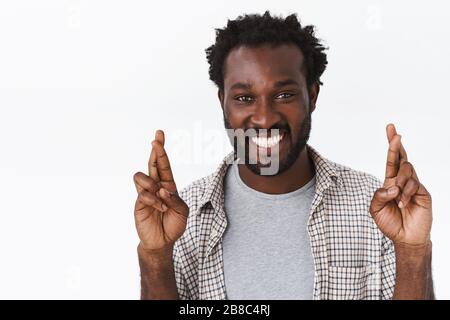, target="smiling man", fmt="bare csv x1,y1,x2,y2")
133,11,434,300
